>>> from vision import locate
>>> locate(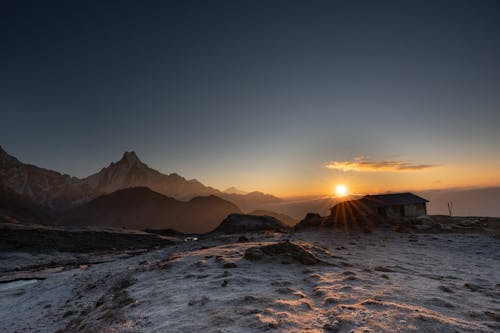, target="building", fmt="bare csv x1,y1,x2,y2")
330,192,429,220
